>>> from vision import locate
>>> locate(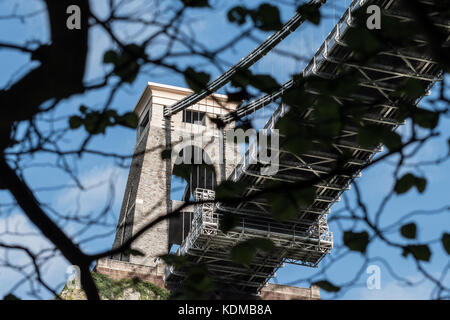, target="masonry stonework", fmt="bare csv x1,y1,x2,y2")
101,82,320,300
